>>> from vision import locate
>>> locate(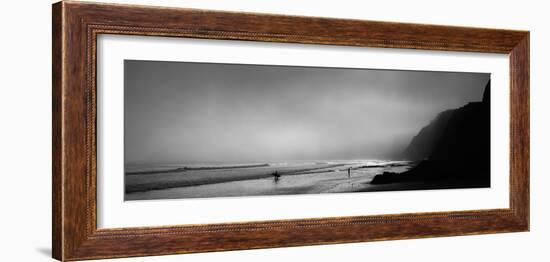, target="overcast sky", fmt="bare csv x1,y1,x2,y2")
124,60,489,165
